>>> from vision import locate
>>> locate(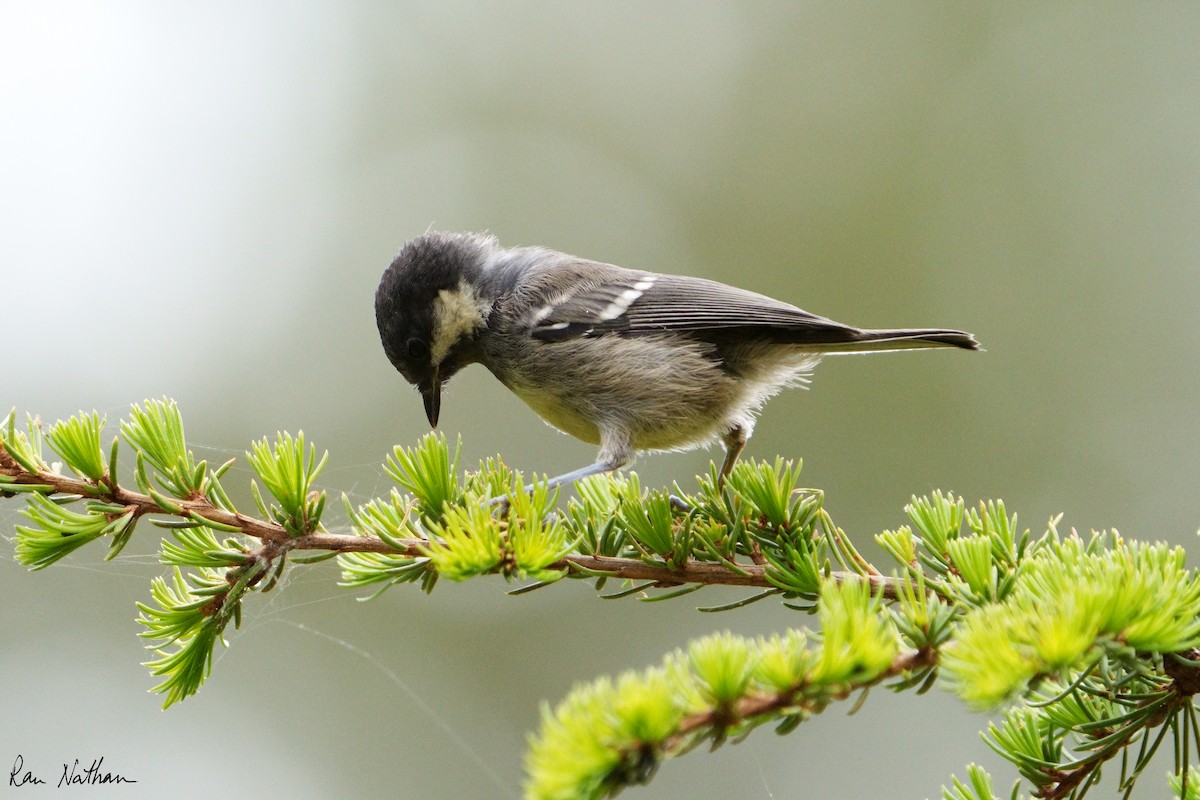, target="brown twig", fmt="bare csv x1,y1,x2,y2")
662,647,937,753
1,444,906,596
